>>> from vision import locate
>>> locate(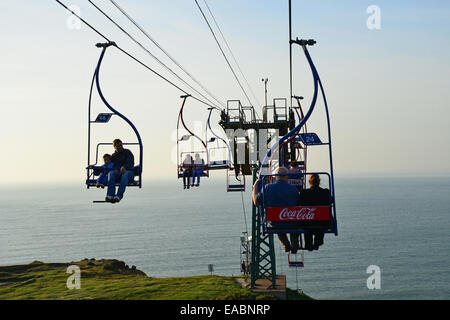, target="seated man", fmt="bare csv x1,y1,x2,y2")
106,139,135,203
192,153,205,187
299,174,330,251
252,167,300,253
181,154,193,189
